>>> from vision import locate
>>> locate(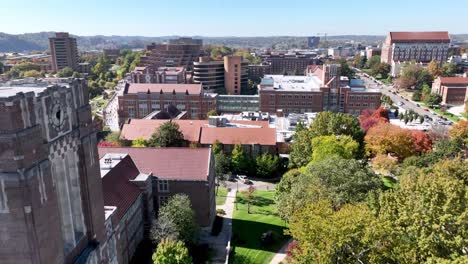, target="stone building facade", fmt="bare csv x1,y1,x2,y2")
432,77,468,105
0,78,107,264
